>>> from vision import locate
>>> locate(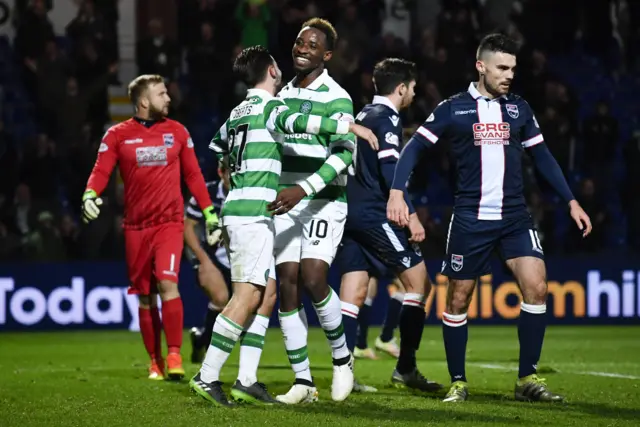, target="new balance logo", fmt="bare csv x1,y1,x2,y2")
311,240,320,246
